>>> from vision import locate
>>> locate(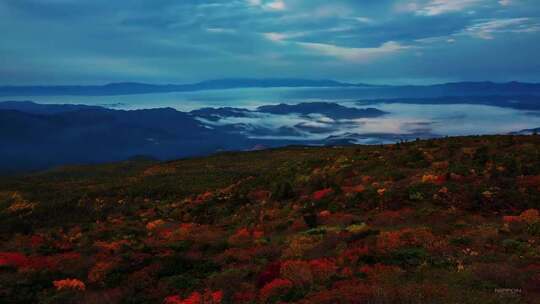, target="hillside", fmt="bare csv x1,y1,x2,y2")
1,135,539,303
